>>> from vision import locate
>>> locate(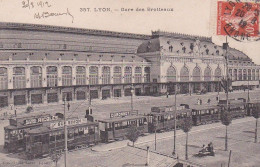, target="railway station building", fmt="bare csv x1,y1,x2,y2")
0,22,259,107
